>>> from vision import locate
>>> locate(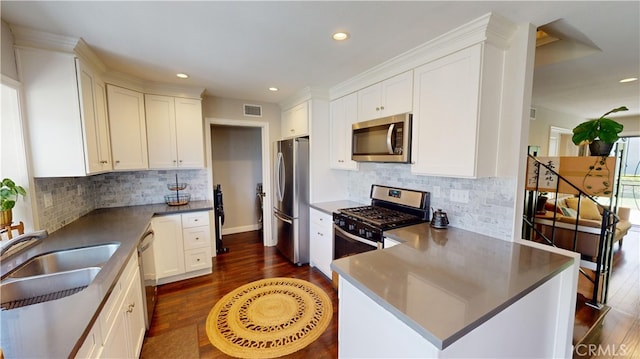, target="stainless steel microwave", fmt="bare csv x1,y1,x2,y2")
352,113,411,163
